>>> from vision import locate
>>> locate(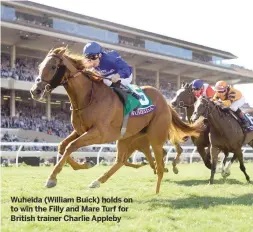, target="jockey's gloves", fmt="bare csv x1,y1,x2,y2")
111,74,121,83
